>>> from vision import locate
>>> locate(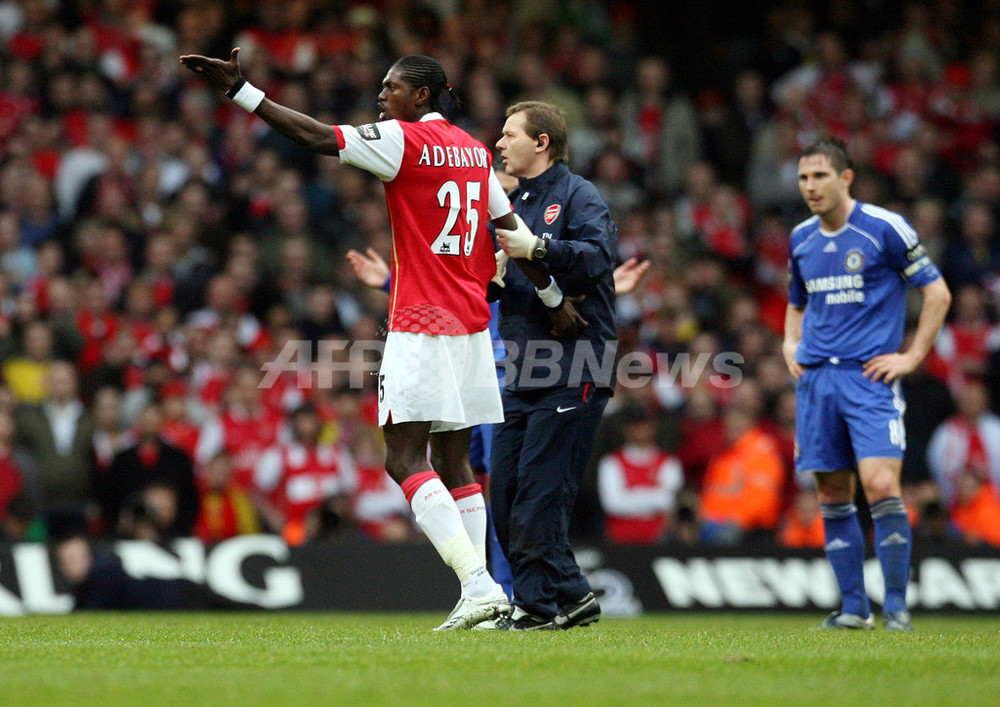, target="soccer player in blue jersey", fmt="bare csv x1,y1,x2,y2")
783,137,952,631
